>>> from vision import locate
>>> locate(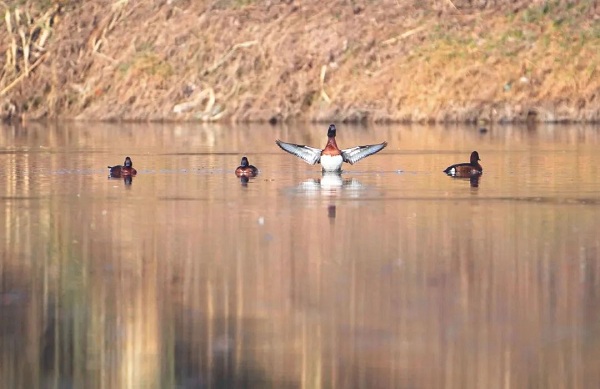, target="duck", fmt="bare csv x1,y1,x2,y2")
235,156,259,177
275,124,387,172
108,156,137,177
443,151,482,177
